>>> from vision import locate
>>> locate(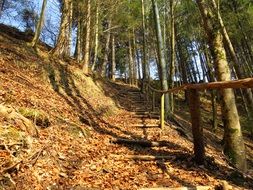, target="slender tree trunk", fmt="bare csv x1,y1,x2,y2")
31,0,47,47
141,0,148,91
128,34,134,85
75,9,82,62
101,19,111,77
83,0,91,74
168,0,175,116
91,4,99,71
152,0,169,119
203,42,218,131
132,30,138,86
136,49,142,82
196,0,247,172
177,36,188,101
111,35,116,81
0,0,5,17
